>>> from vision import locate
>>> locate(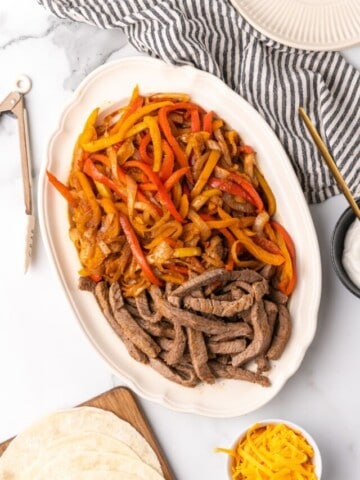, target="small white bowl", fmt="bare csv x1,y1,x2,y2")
228,418,322,479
